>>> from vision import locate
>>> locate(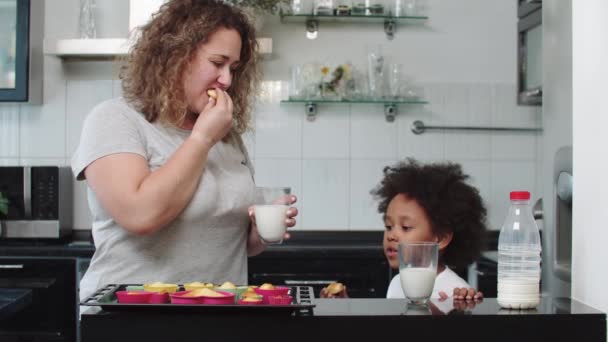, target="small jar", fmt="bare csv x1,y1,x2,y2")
351,2,366,15
364,0,385,15
314,0,334,15
334,0,351,15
